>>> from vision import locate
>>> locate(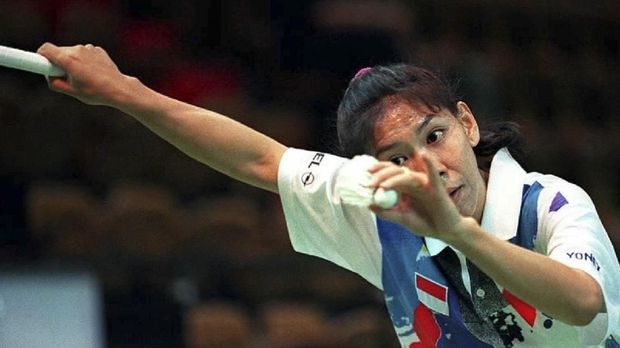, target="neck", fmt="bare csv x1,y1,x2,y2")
474,169,489,223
